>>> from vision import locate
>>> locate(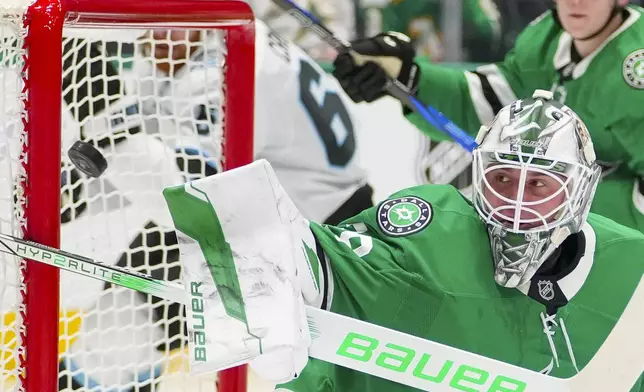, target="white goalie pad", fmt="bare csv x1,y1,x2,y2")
163,159,314,377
